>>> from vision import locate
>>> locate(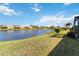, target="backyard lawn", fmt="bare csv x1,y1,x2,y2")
49,30,79,56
